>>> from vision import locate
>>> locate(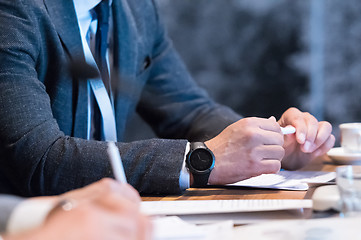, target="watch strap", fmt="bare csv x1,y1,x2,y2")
192,171,211,188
